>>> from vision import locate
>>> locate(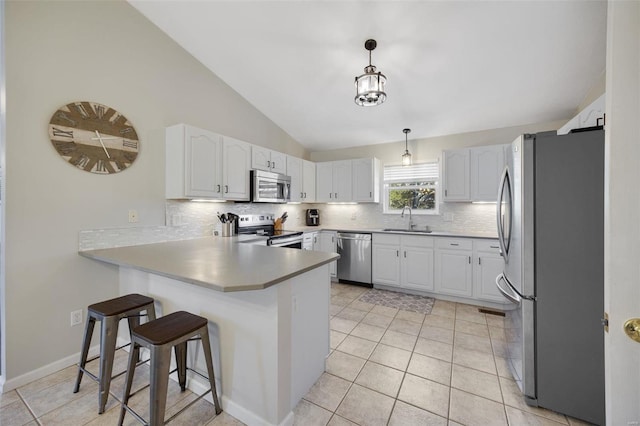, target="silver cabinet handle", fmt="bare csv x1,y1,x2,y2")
396,250,399,257
329,193,332,198
335,192,338,198
468,256,471,264
445,189,448,196
300,192,304,198
216,184,221,193
272,161,275,169
225,185,229,193
490,245,500,249
404,251,407,258
450,243,459,246
478,257,481,265
304,192,307,198
267,160,271,168
370,191,372,197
